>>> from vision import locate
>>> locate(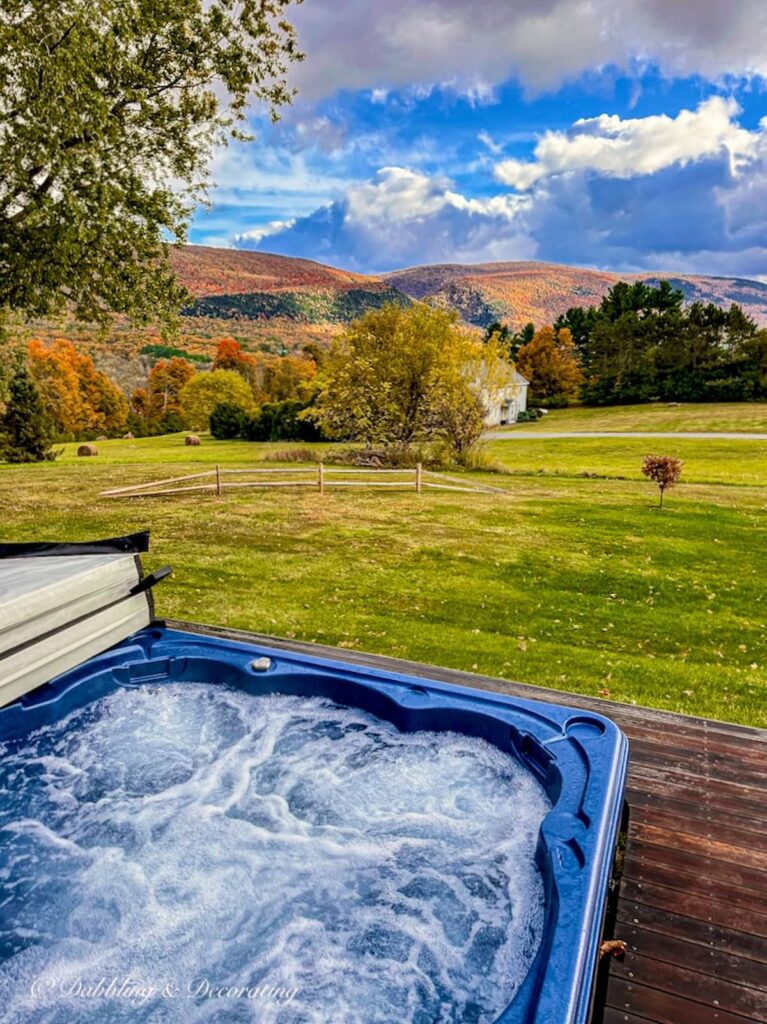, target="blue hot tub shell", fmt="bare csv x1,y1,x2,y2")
0,624,628,1024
